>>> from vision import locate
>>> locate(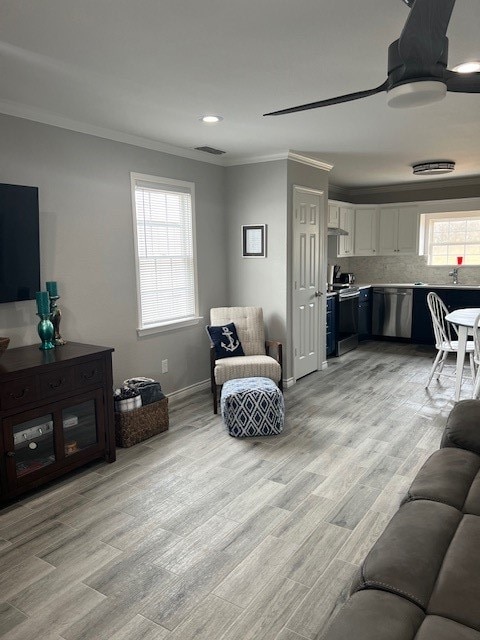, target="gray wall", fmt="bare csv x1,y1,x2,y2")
0,114,227,392
225,159,330,381
225,160,288,349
